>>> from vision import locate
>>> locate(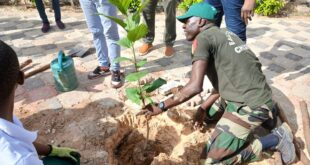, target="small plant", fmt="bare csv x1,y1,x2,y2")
255,0,285,16
100,0,167,149
178,0,203,12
